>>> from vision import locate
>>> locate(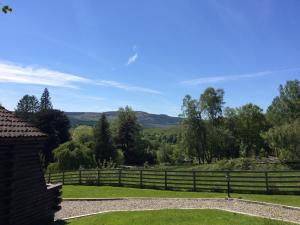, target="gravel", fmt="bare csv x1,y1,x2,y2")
56,198,300,224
